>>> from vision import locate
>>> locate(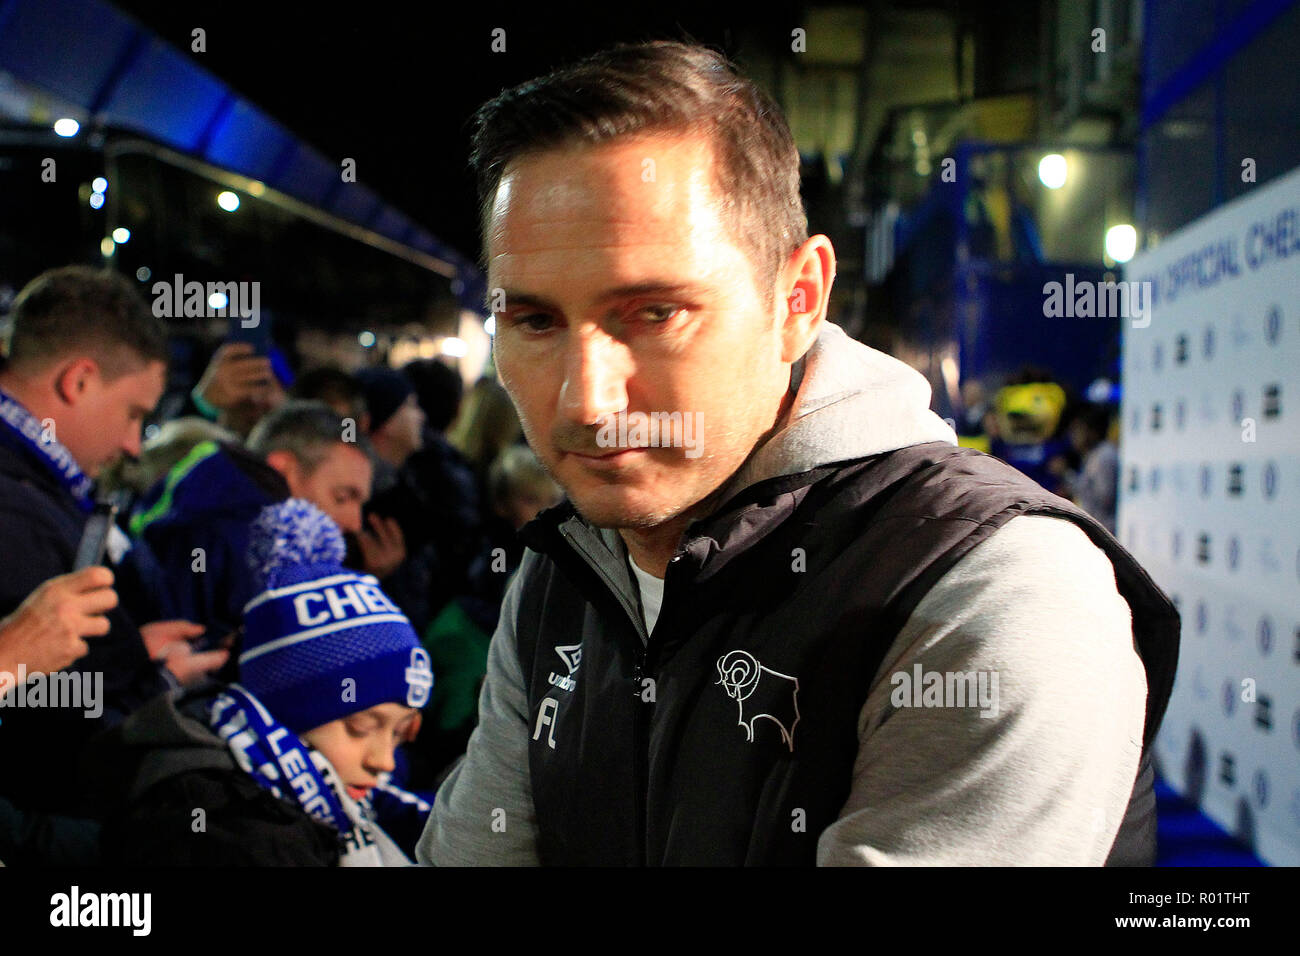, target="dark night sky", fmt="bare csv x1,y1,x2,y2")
109,1,800,264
